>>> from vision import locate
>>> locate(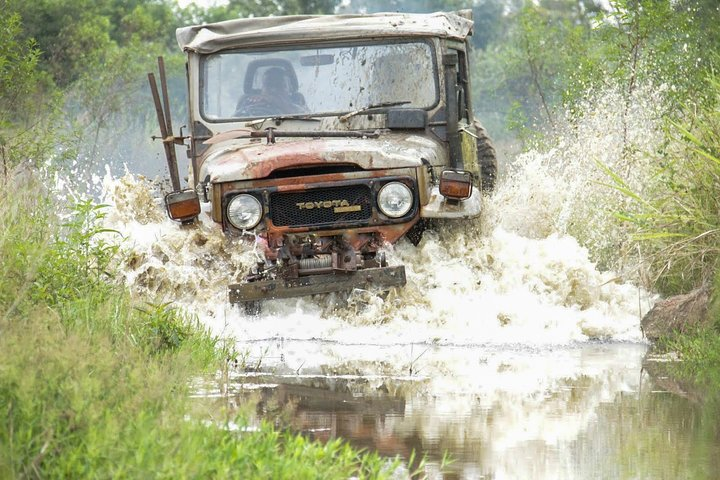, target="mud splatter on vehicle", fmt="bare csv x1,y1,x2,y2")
149,11,497,313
